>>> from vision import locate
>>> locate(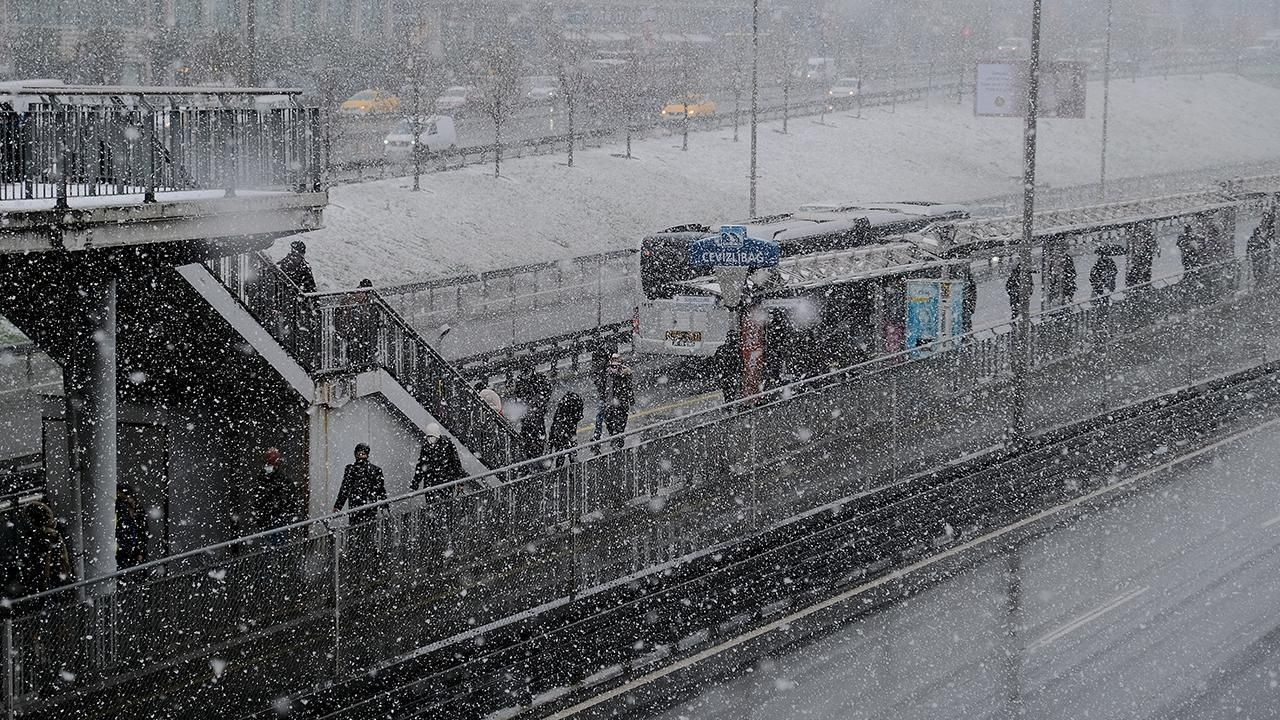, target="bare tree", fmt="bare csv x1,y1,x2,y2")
767,28,803,135
549,32,588,167
474,36,523,178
